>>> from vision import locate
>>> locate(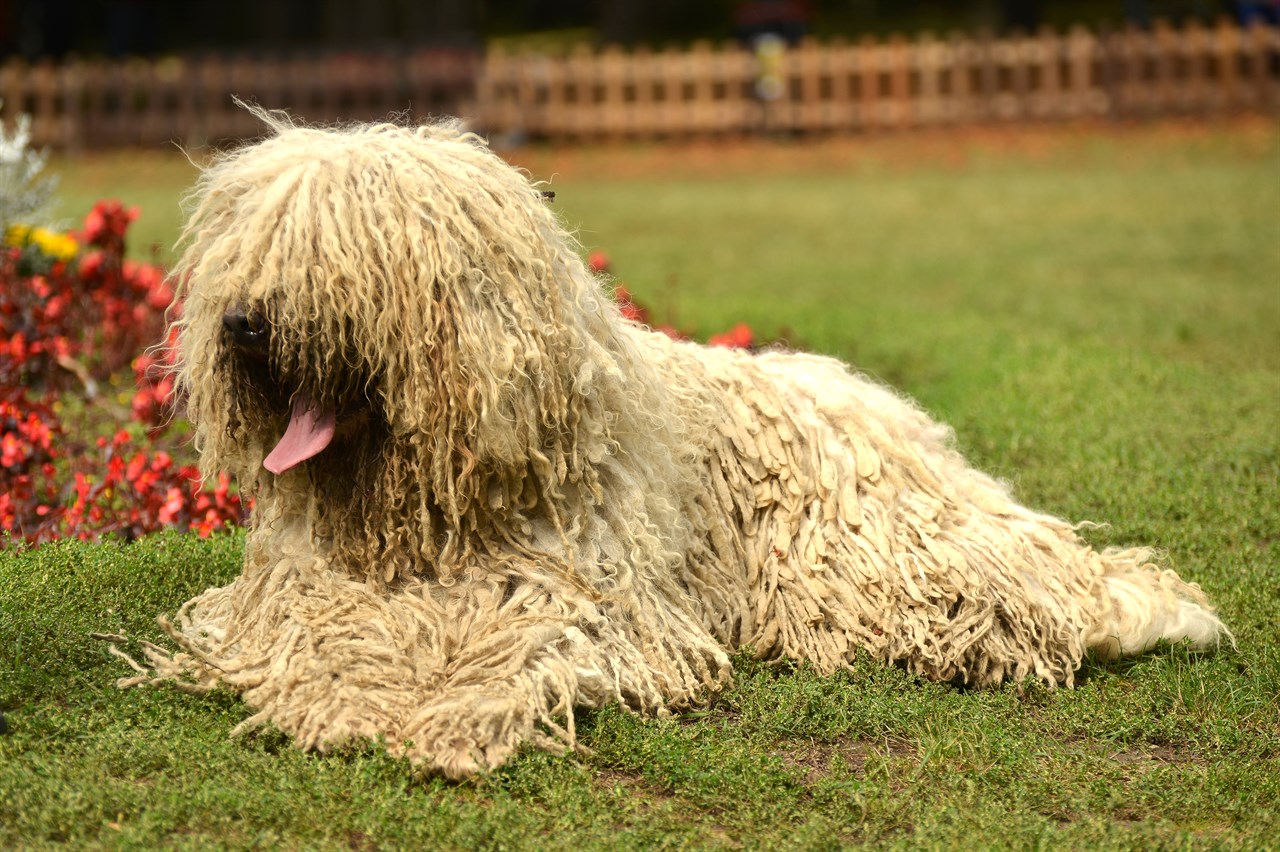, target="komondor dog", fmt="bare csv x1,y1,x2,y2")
115,111,1229,779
